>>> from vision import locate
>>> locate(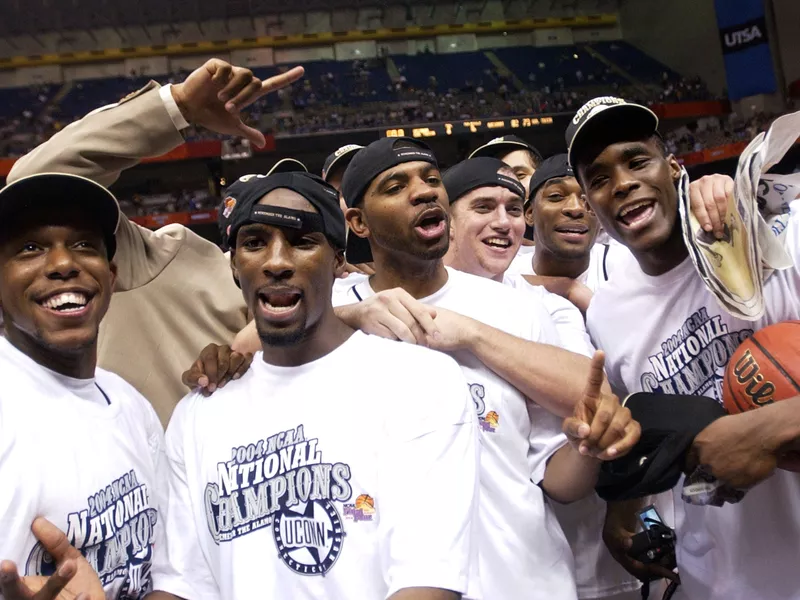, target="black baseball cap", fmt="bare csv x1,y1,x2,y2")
443,157,526,204
223,171,345,252
596,392,726,502
468,135,543,164
0,173,120,259
566,96,659,169
341,137,439,264
322,144,364,183
527,154,575,206
219,158,307,250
